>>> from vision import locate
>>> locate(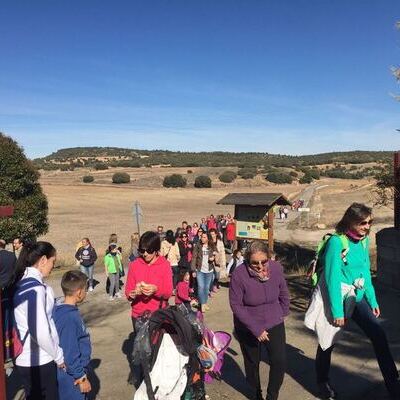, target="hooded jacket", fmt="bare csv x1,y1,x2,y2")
125,256,173,318
75,245,97,267
54,304,91,378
